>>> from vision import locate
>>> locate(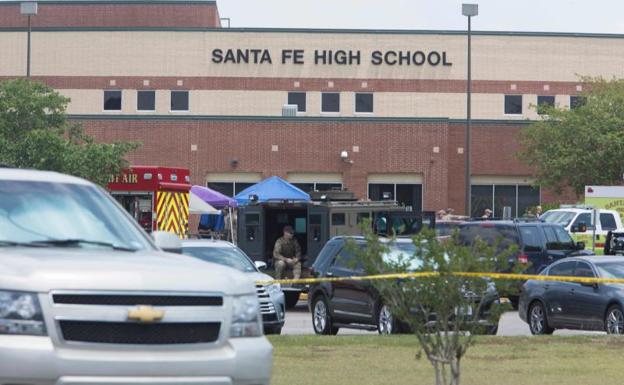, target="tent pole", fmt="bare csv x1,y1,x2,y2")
229,207,235,245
